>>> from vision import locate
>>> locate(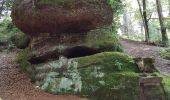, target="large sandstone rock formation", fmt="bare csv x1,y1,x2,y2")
12,0,170,100
12,0,119,62
12,0,113,34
